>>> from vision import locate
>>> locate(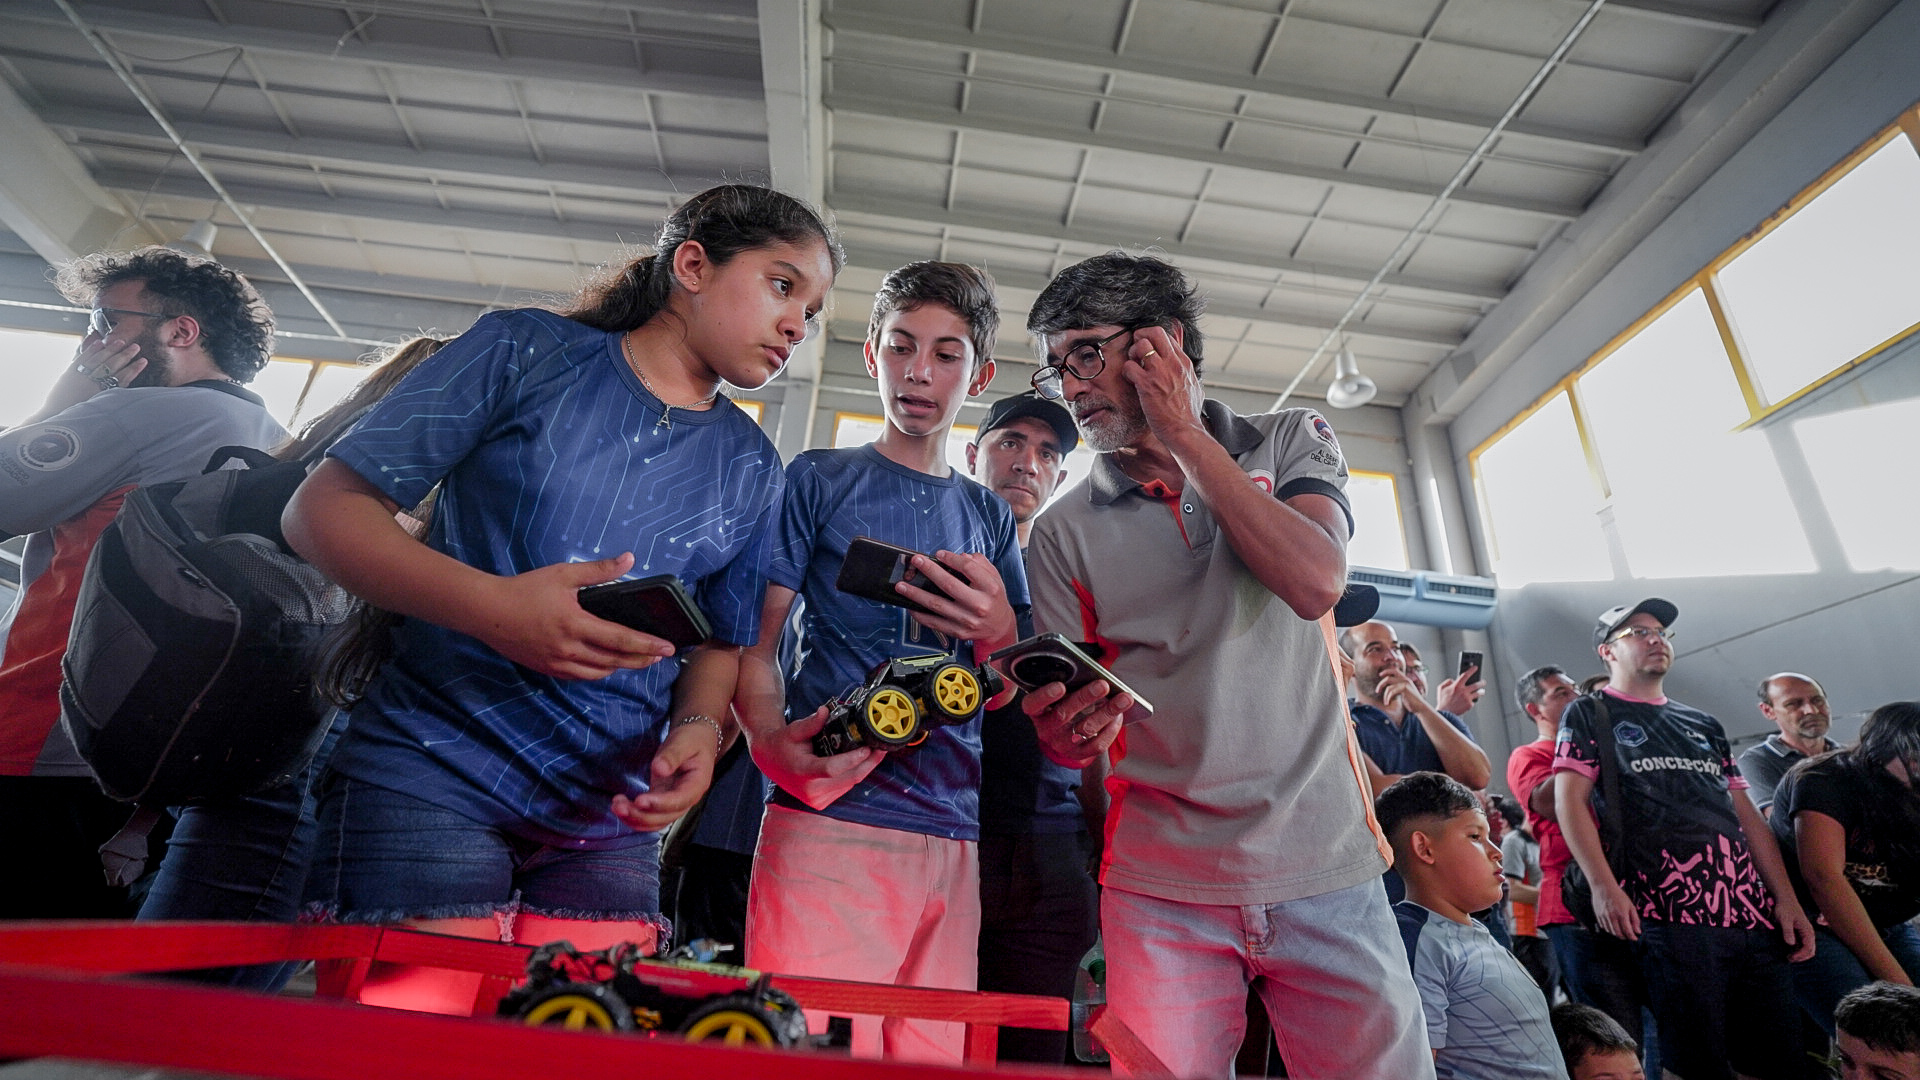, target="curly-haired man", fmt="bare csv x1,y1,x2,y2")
0,246,284,918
